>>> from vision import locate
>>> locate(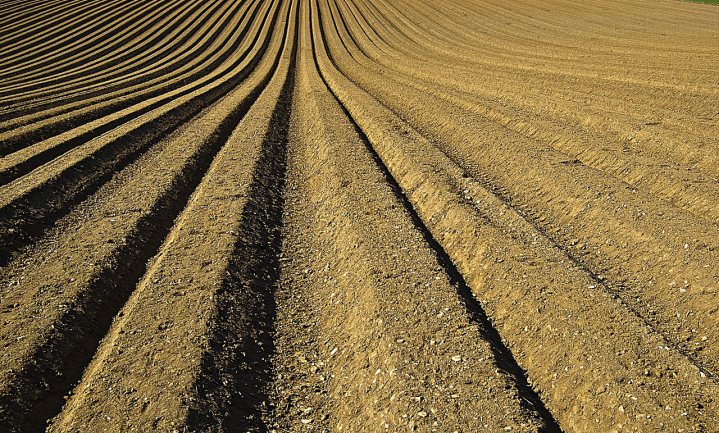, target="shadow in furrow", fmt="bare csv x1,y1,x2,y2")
339,105,564,433
186,7,297,432
0,0,283,268
464,169,718,381
324,0,717,385
308,8,563,431
0,0,266,162
0,0,201,99
0,15,291,433
0,0,259,142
